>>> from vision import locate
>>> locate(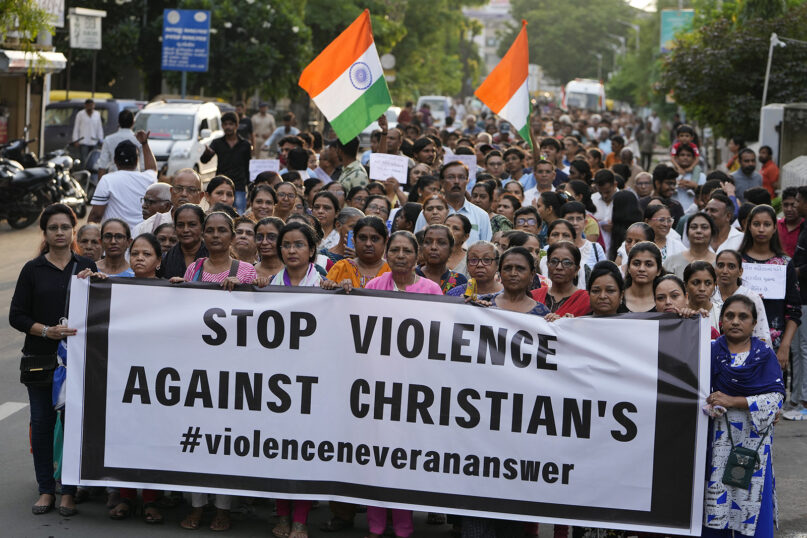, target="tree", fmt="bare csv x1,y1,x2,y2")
1,0,52,64
660,3,807,140
175,0,310,101
504,0,634,84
